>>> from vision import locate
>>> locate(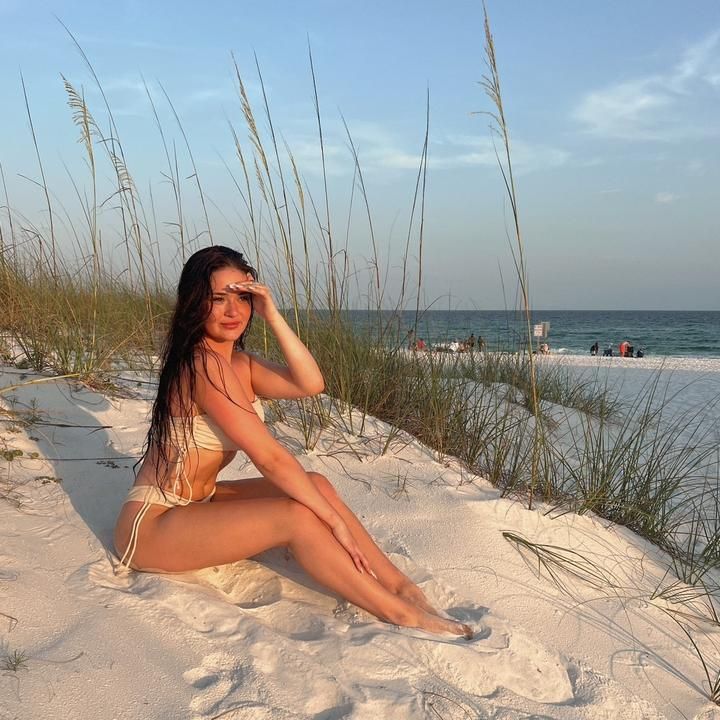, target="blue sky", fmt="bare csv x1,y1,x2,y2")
0,0,718,309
